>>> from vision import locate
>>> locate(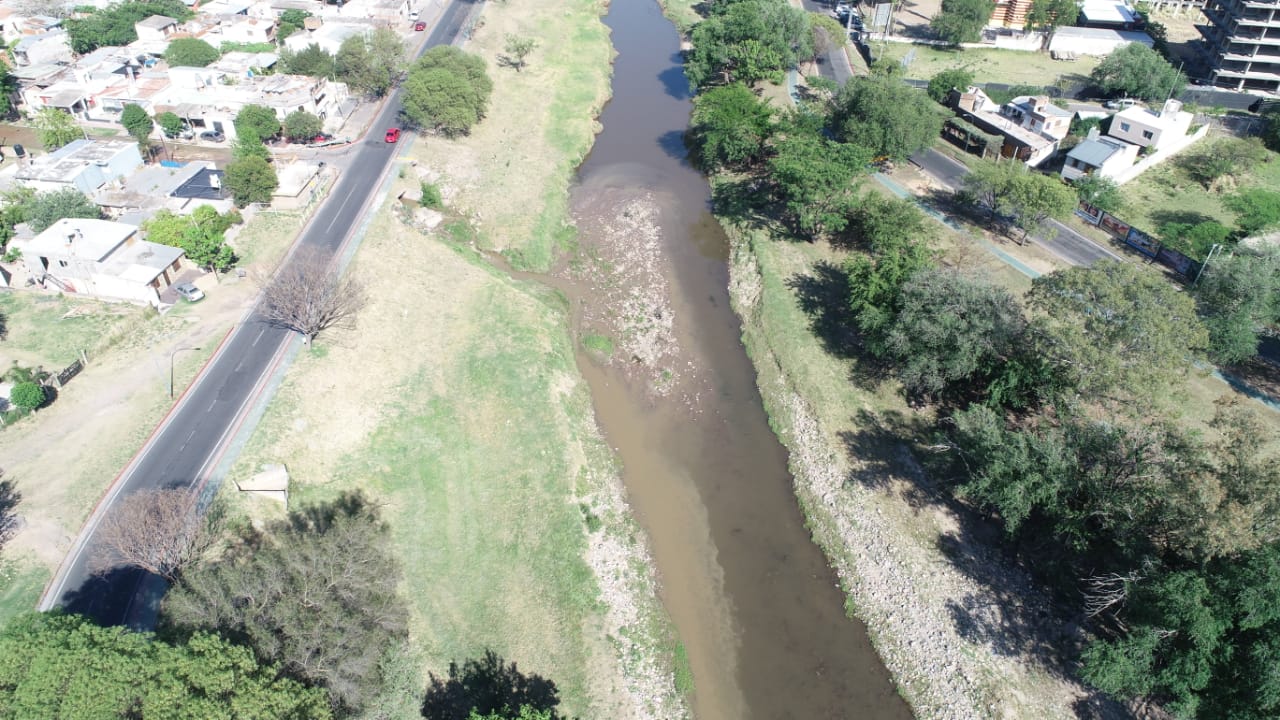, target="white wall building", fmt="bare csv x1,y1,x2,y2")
1109,99,1195,150
1048,26,1154,56
1062,133,1142,181
13,139,145,194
